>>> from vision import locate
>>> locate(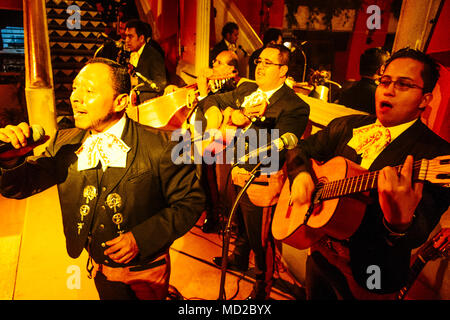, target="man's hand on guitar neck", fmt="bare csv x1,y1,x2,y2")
378,155,424,233
291,171,315,206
